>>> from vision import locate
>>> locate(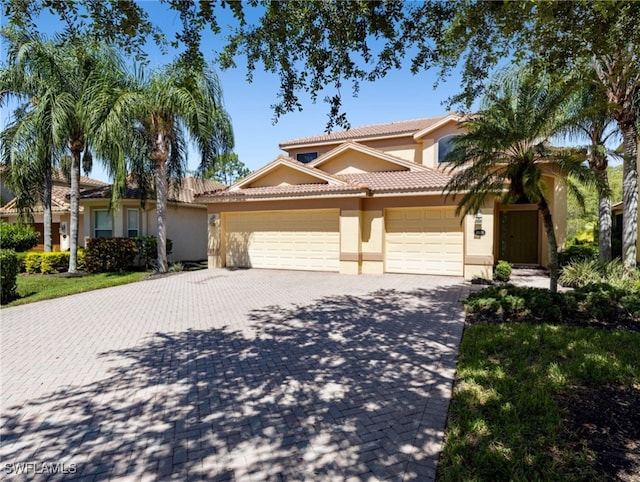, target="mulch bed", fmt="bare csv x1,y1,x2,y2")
556,385,640,481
